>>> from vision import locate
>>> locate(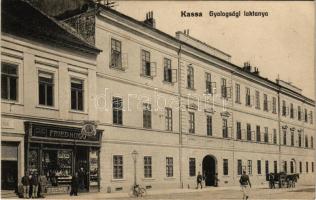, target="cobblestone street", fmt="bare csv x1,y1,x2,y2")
45,185,315,200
